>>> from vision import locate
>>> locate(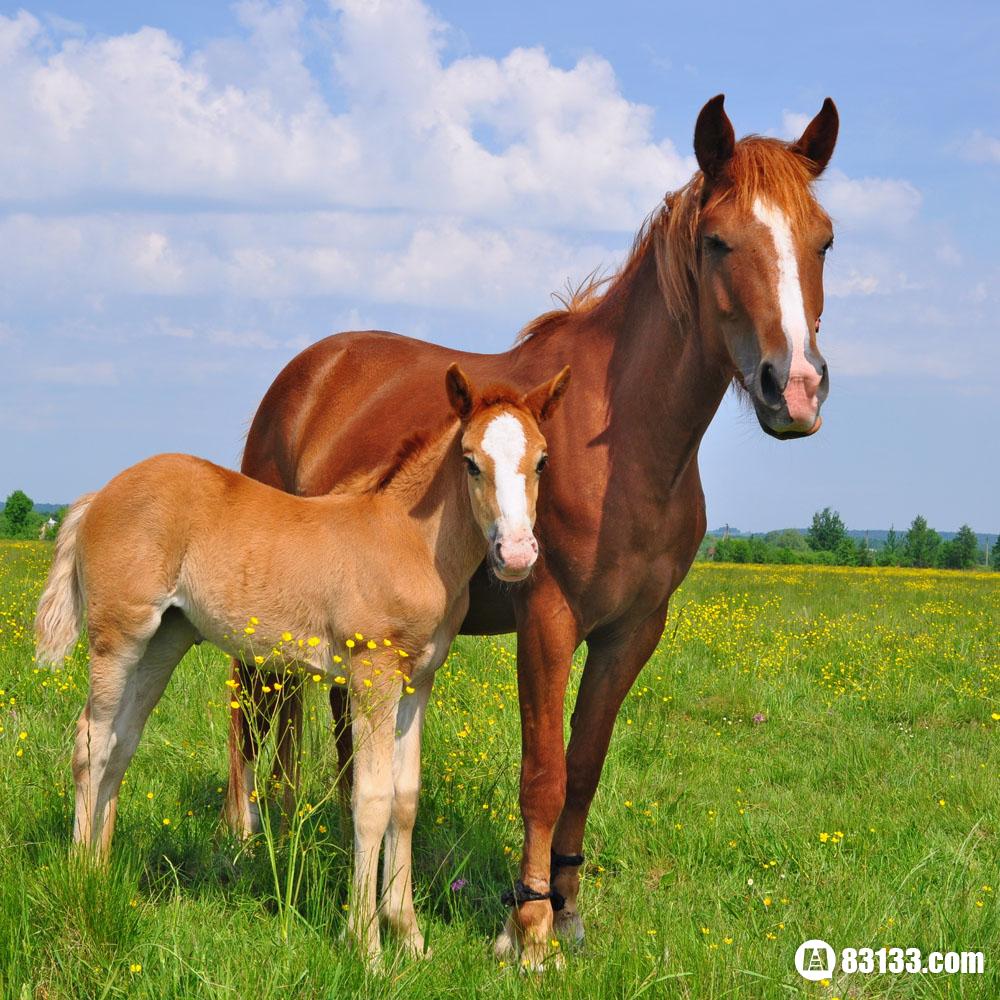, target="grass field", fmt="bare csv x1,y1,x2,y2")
1,539,997,998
